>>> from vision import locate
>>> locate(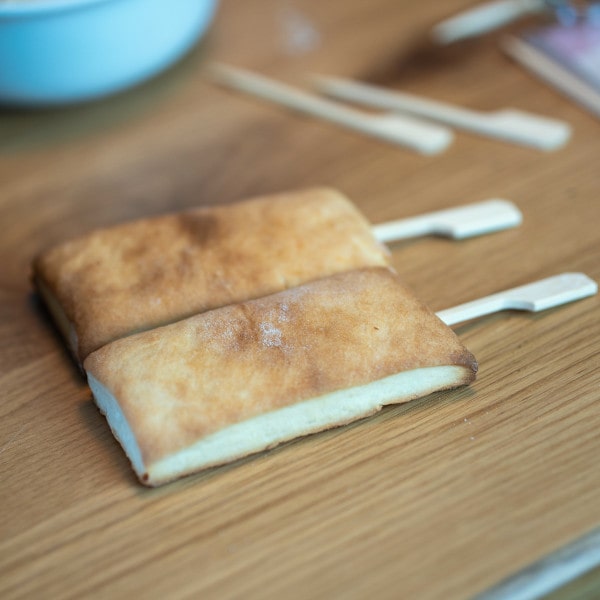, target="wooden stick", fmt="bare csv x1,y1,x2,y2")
430,0,546,44
372,199,522,242
206,63,453,155
437,273,597,326
312,74,571,151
